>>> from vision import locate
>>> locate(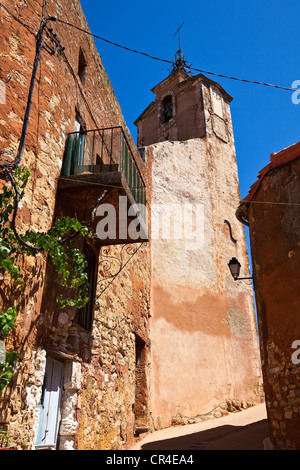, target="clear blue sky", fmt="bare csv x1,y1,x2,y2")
80,0,299,200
